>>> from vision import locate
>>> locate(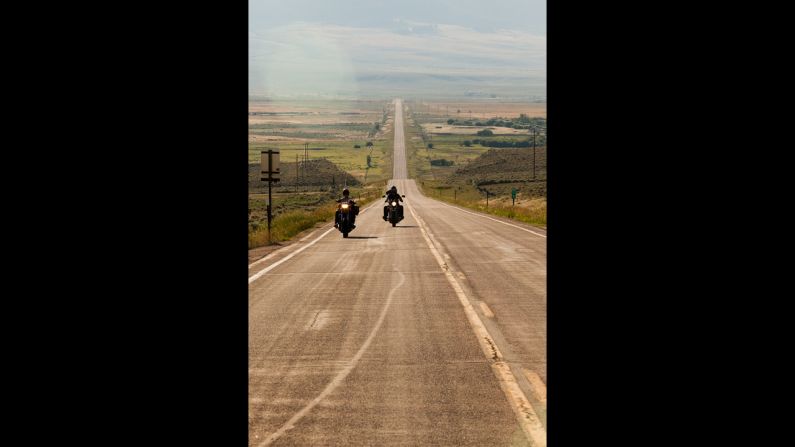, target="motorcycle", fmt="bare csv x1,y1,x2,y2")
336,199,358,238
382,194,405,227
